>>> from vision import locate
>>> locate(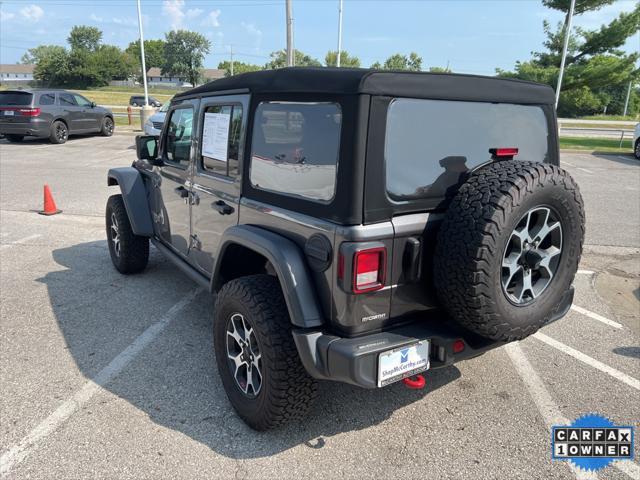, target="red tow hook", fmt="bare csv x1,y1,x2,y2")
402,374,426,389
